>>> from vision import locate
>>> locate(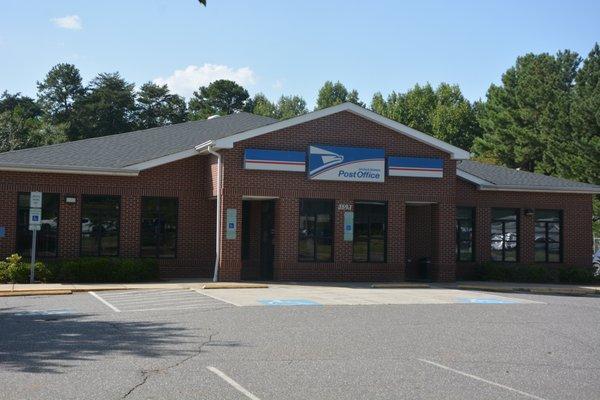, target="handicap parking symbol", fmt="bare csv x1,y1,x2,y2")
460,298,518,304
